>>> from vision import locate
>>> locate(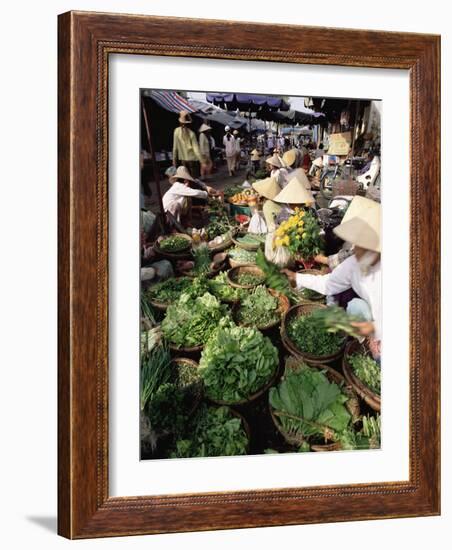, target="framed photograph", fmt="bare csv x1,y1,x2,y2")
58,11,440,538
